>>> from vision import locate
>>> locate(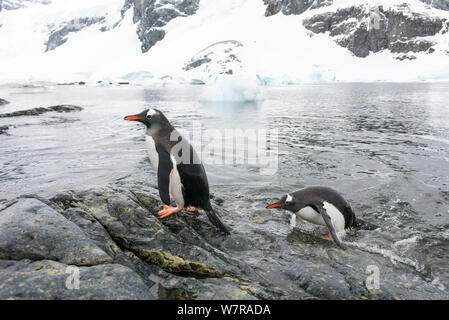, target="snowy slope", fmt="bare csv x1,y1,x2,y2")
0,0,449,84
